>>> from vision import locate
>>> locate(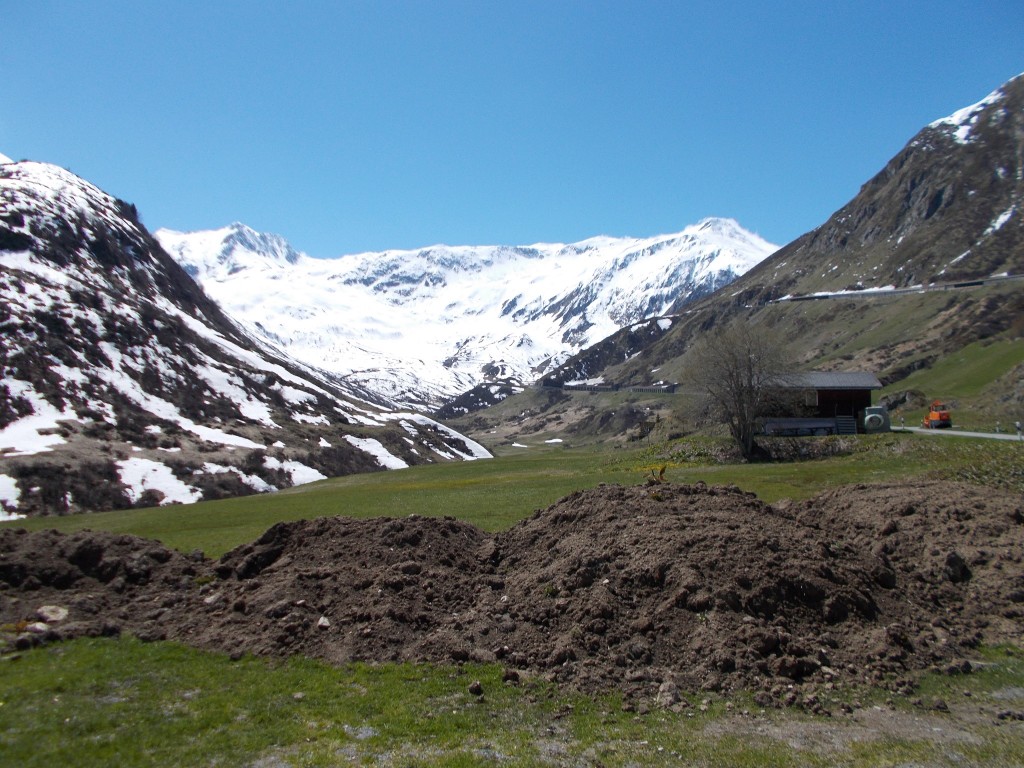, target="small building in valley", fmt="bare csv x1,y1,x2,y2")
761,371,886,436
